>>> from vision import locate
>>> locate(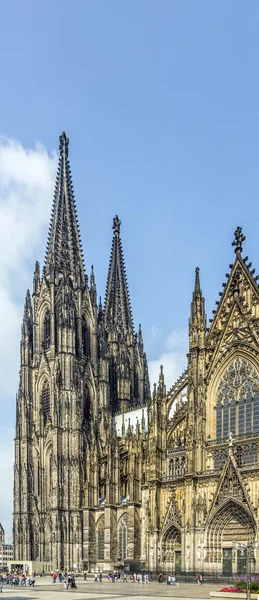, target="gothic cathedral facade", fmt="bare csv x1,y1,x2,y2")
14,133,259,576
